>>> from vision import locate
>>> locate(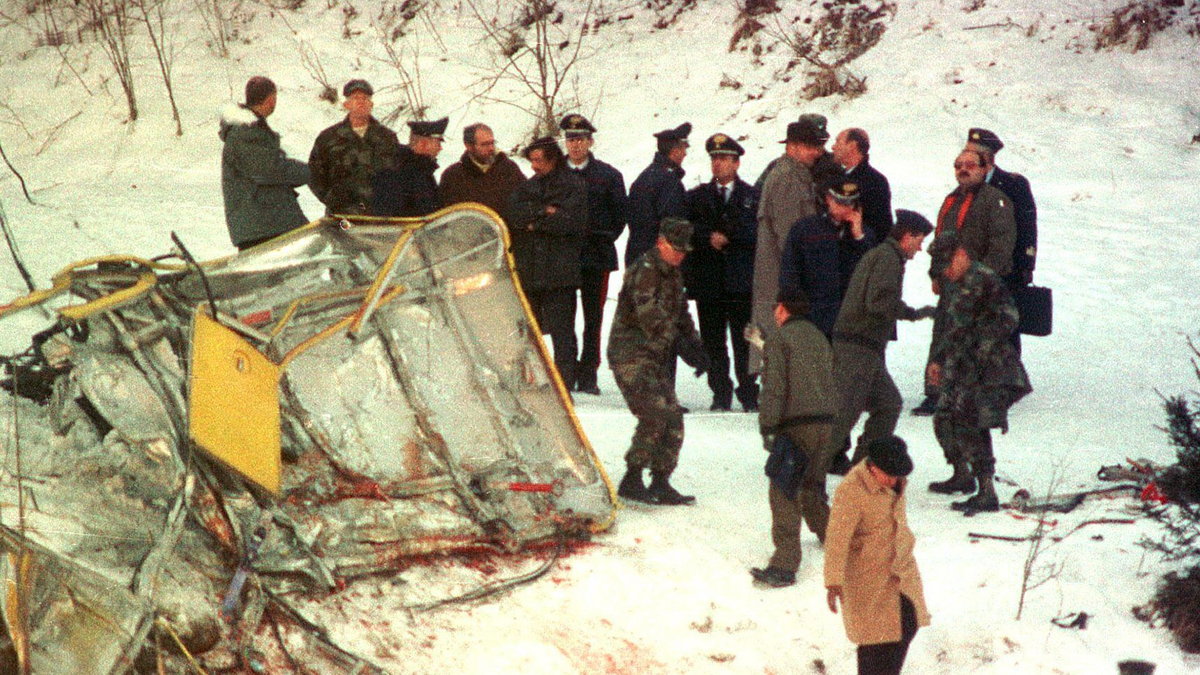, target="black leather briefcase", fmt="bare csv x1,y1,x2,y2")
1015,285,1052,337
